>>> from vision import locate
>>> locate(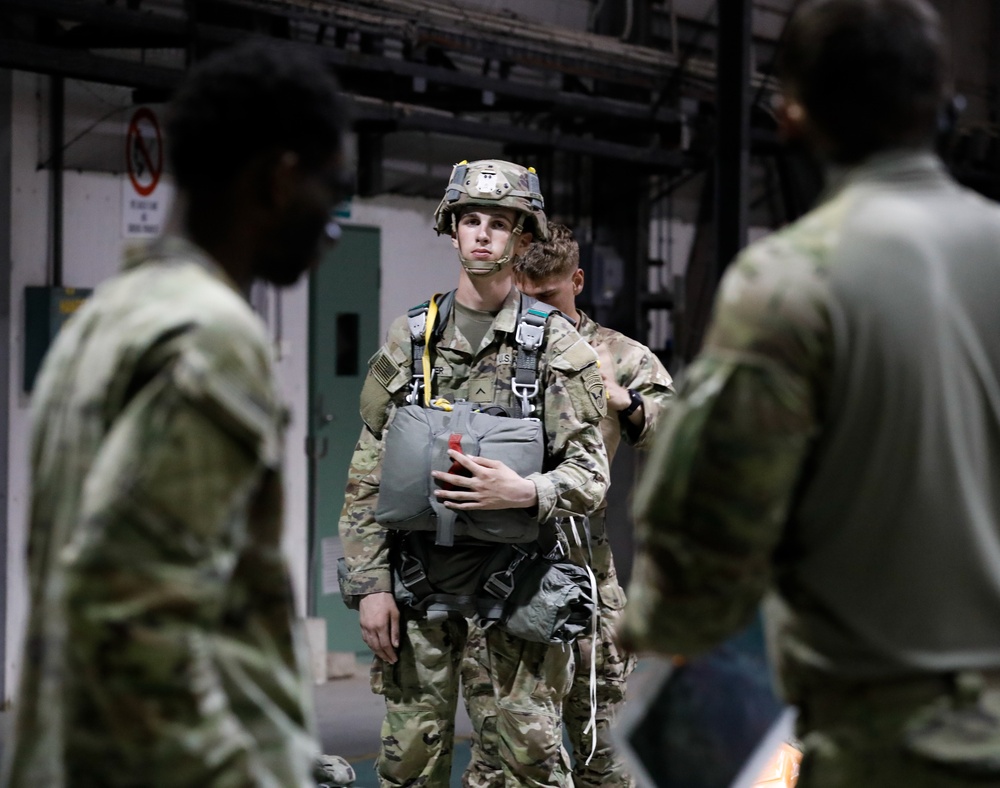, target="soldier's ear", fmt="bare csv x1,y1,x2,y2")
255,150,300,210
775,93,809,142
572,267,584,294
